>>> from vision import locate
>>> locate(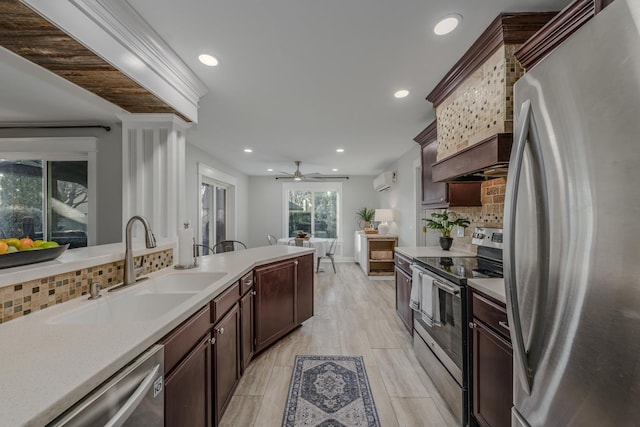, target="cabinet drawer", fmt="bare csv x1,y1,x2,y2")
472,292,510,341
395,253,412,275
212,281,240,323
240,271,254,295
161,304,212,374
